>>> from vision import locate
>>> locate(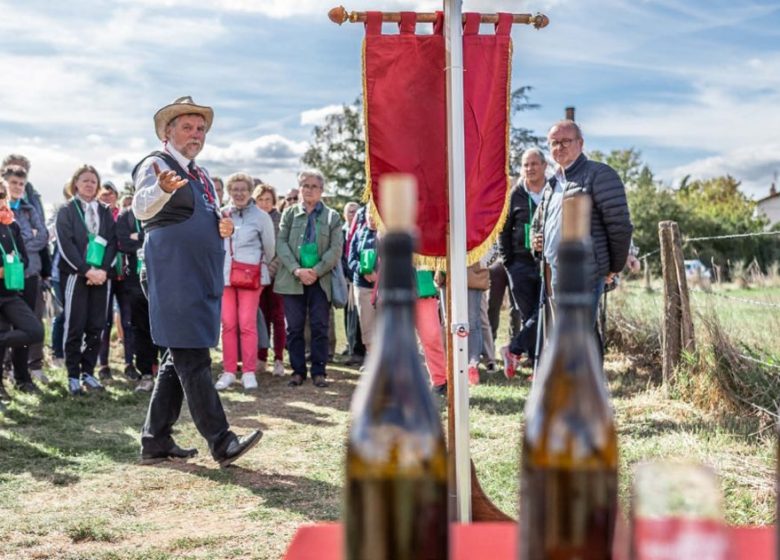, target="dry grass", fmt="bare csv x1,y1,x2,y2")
0,290,777,558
